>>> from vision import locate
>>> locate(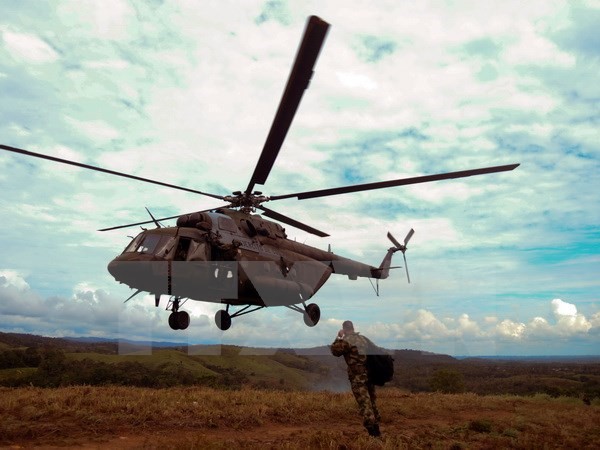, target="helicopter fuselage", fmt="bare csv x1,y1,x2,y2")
107,208,383,308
